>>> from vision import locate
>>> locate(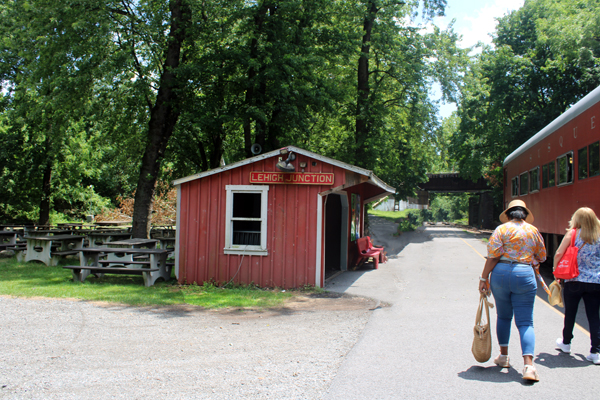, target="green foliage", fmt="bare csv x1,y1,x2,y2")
430,194,469,222
419,208,433,223
397,219,415,233
451,0,600,181
1,0,466,222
